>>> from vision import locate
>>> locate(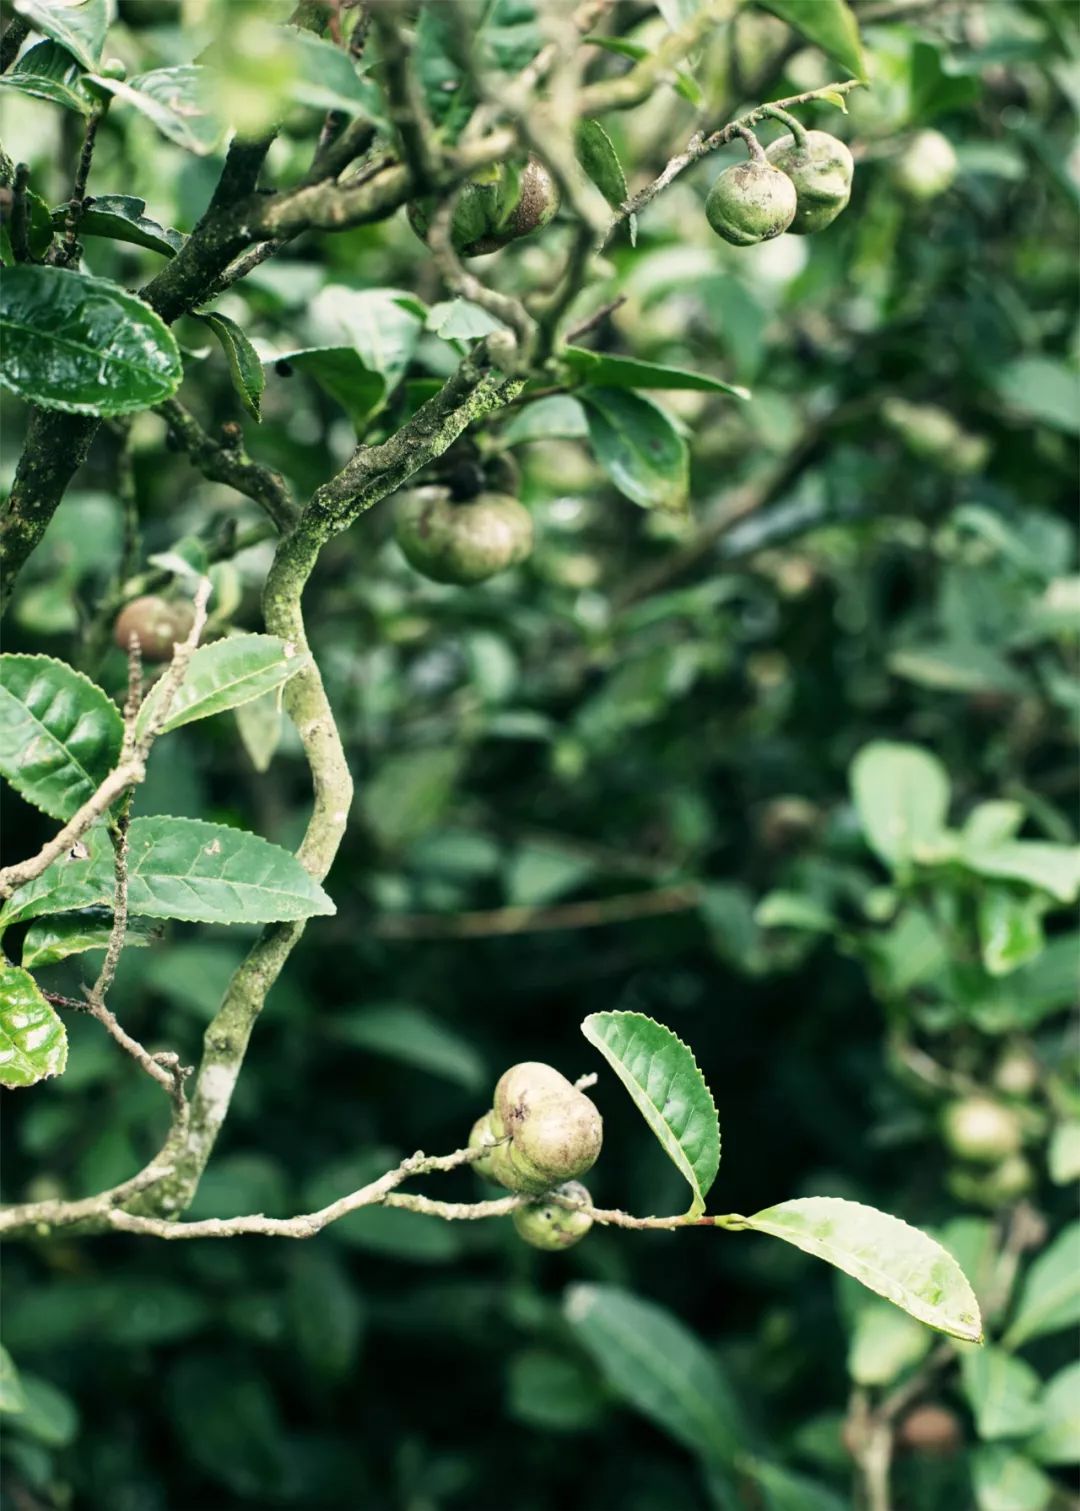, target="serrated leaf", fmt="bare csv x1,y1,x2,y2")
582,1010,720,1217
59,193,184,256
565,346,749,399
1026,1361,1080,1466
1003,1223,1080,1349
850,741,950,871
575,119,628,212
581,387,689,515
137,634,302,741
0,817,335,929
334,1004,485,1091
961,1345,1044,1441
195,311,264,421
742,1197,983,1342
0,964,68,1088
0,1346,25,1414
755,0,865,80
21,913,152,968
14,0,112,71
564,1283,746,1461
0,39,91,113
85,66,224,155
0,654,123,820
0,265,182,416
